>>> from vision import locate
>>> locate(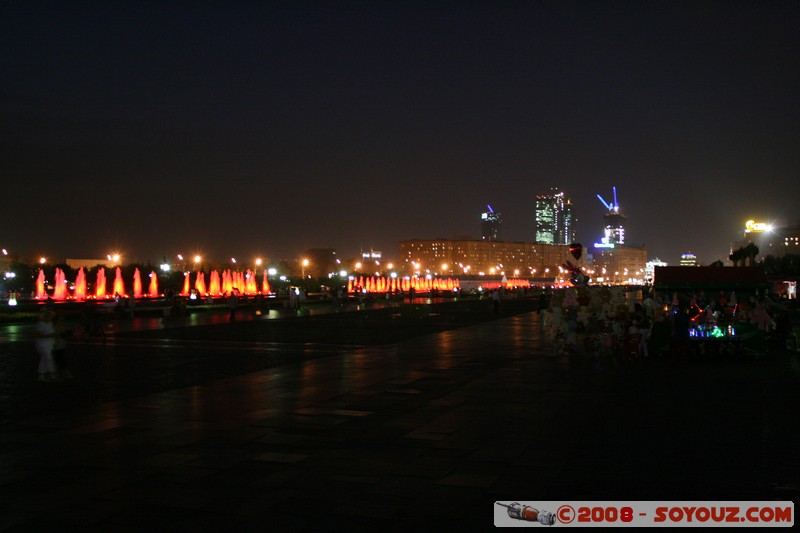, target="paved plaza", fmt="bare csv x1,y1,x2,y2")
1,300,798,530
